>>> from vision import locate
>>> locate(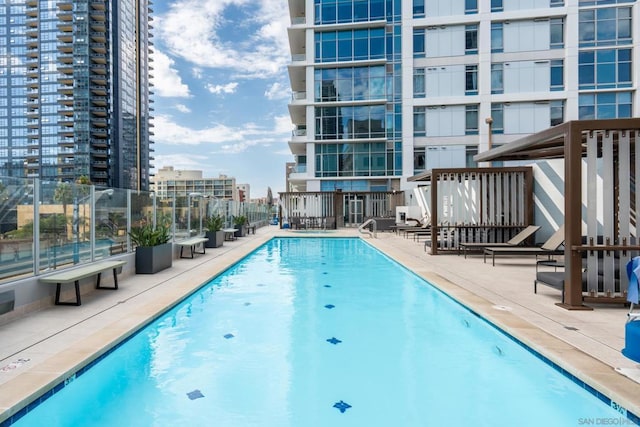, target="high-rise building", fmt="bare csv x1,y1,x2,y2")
286,0,639,195
0,0,153,190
